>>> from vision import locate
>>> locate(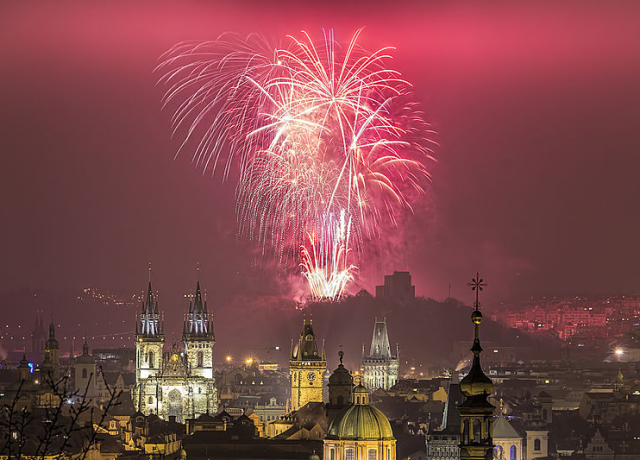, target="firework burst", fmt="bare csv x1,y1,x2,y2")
157,29,435,299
